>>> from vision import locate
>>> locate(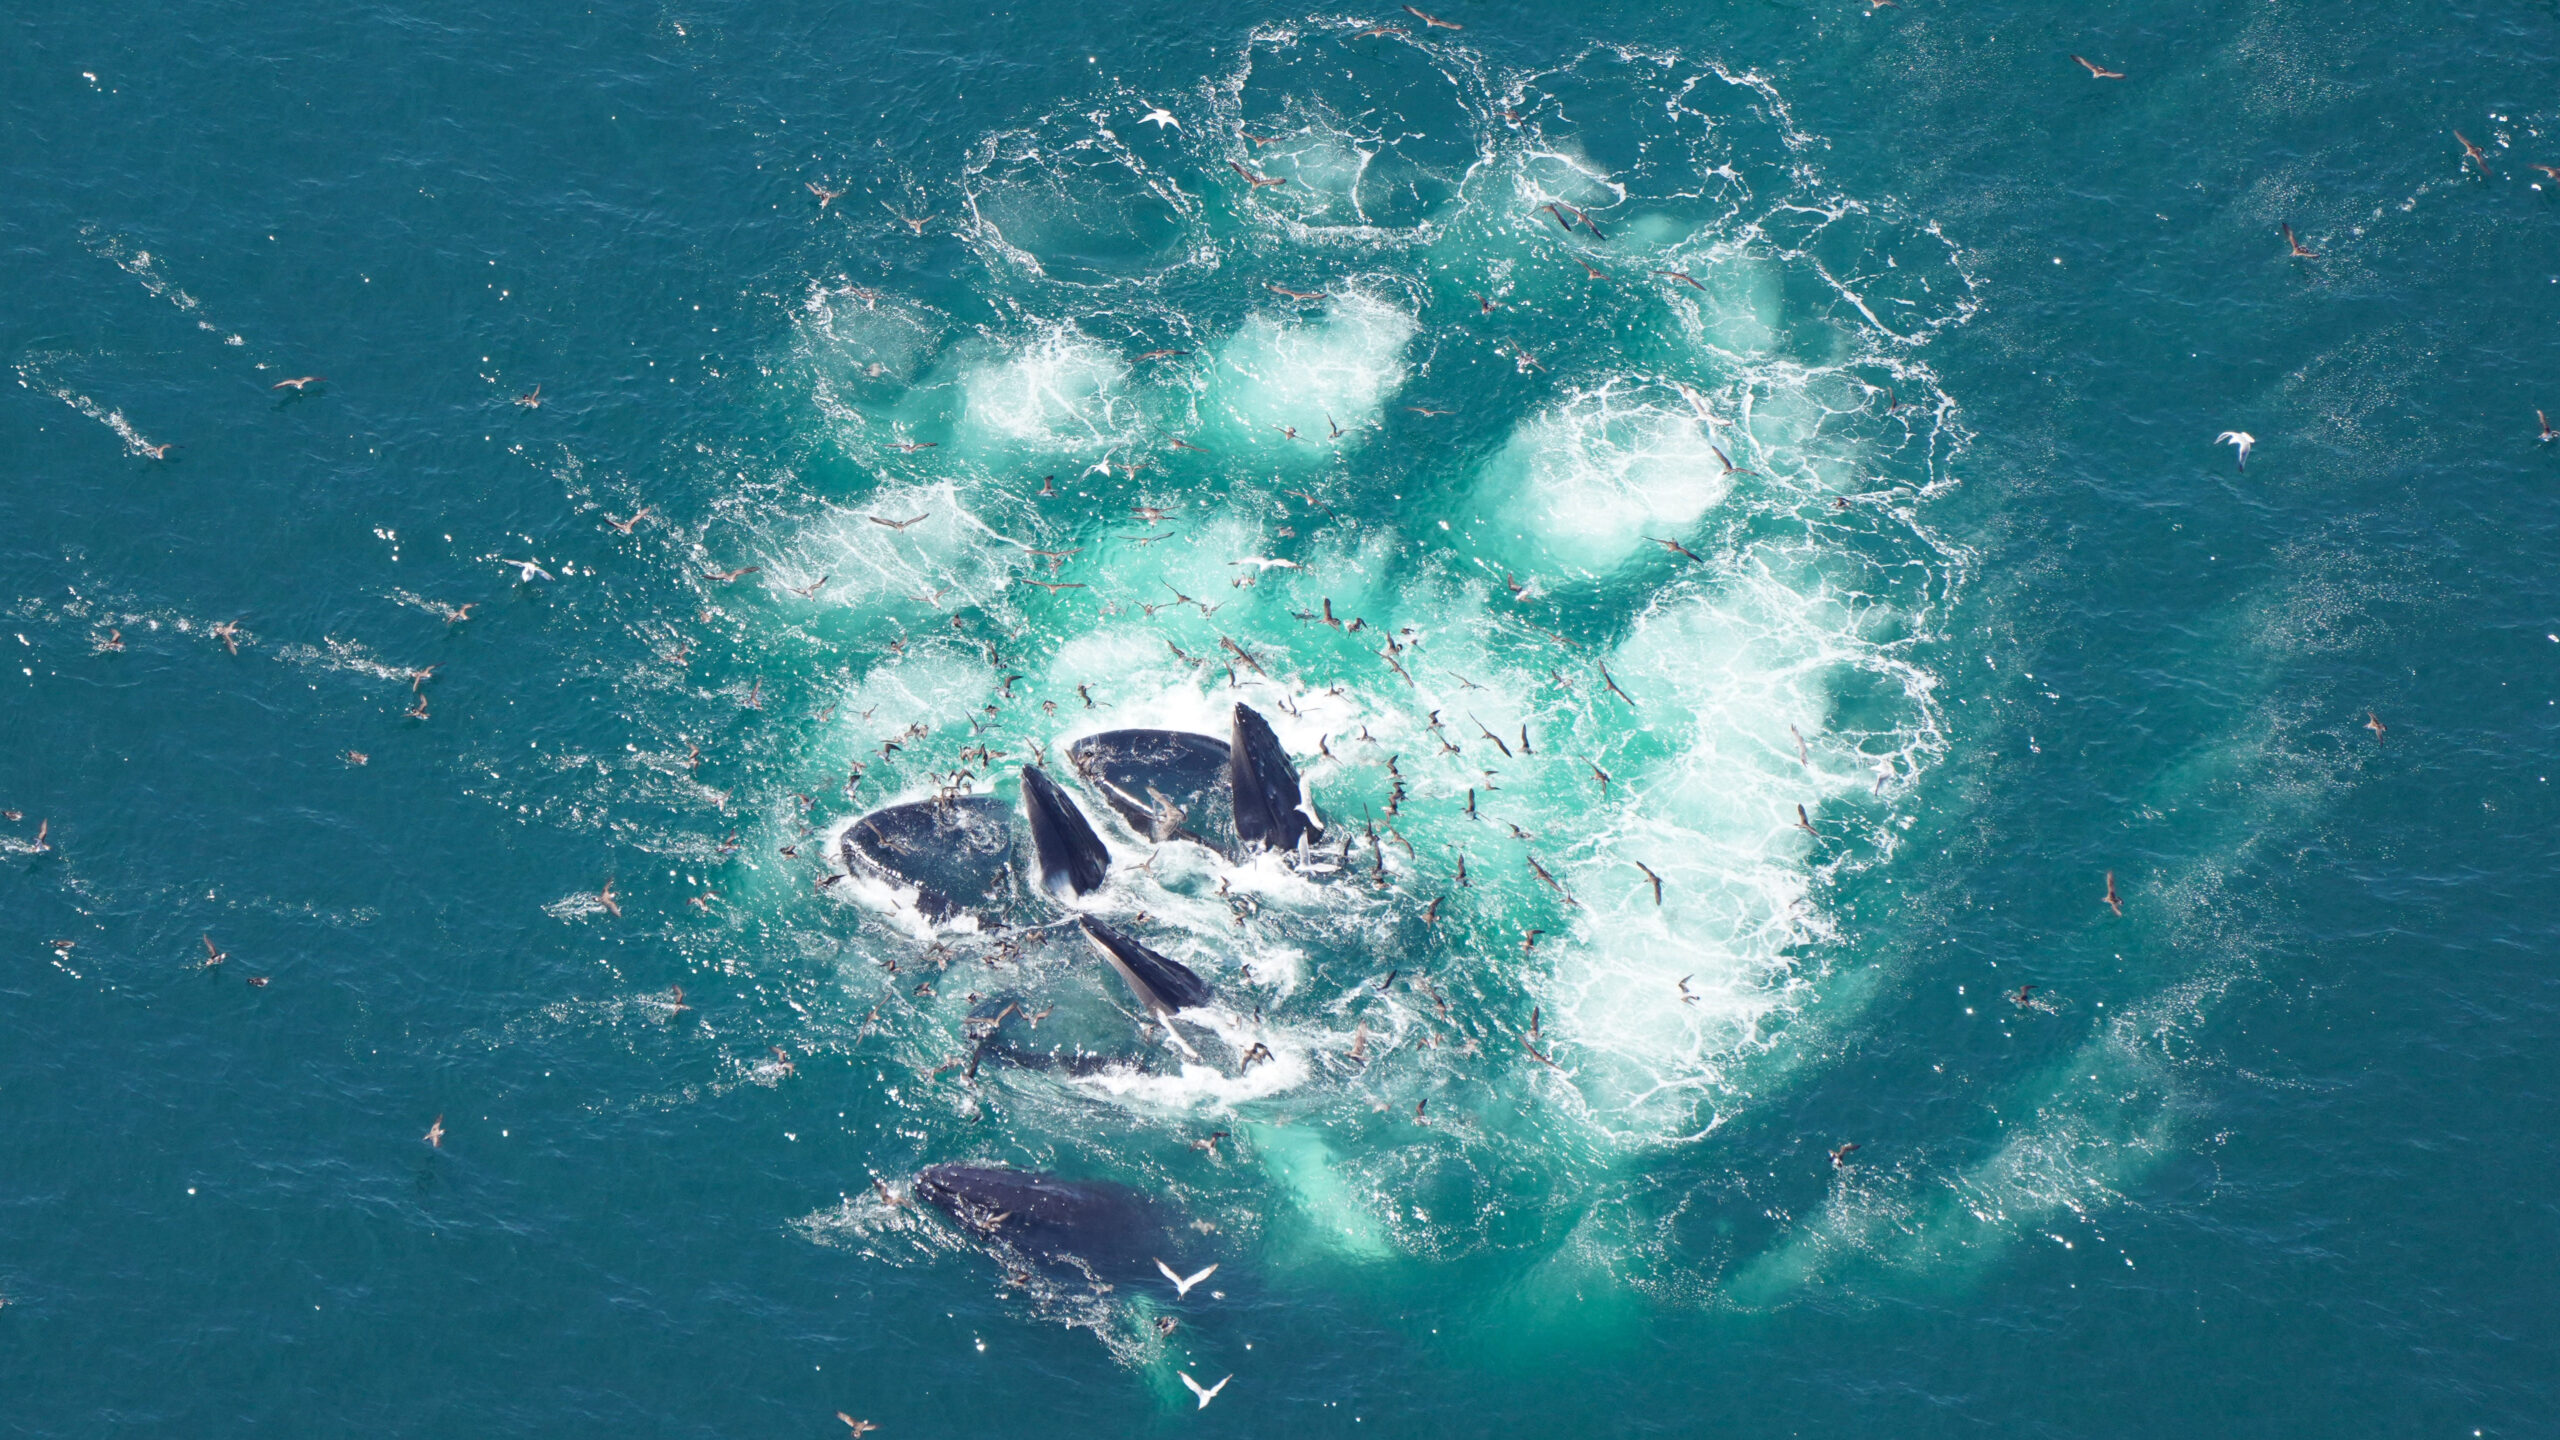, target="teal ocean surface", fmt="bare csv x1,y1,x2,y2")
4,1,2555,1434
